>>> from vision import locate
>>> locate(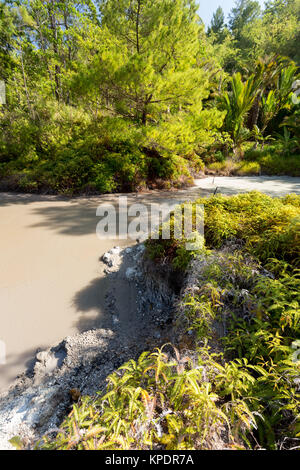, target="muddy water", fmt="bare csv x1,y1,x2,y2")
0,189,206,391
